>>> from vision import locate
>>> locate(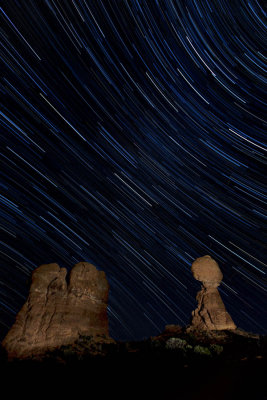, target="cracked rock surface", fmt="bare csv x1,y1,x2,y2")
2,262,110,359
